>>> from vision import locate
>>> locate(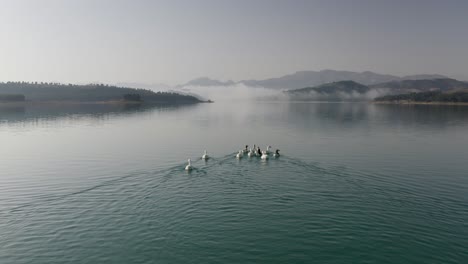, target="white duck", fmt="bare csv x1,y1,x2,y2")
202,150,209,160
247,148,254,157
185,159,193,171
261,150,269,160
273,149,280,158
236,150,243,159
